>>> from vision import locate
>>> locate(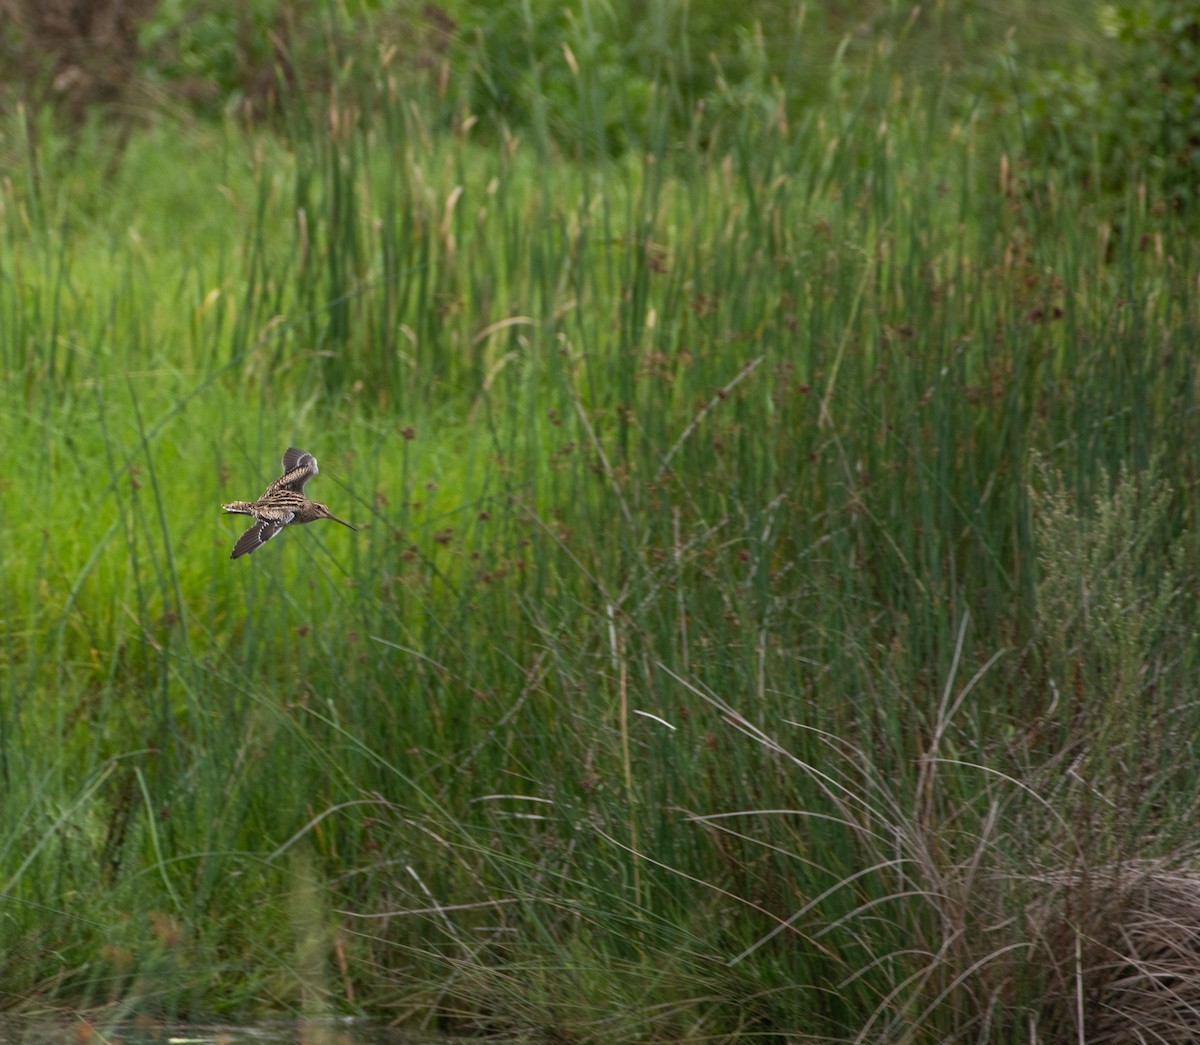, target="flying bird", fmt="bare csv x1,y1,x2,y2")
223,447,356,559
